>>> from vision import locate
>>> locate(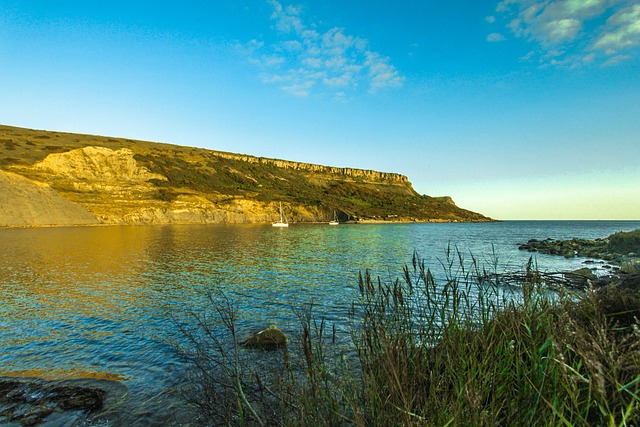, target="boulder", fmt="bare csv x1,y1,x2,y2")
560,267,598,288
241,325,288,350
572,267,597,281
0,378,109,426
